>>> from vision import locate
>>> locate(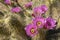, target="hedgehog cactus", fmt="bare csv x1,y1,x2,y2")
0,0,60,40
